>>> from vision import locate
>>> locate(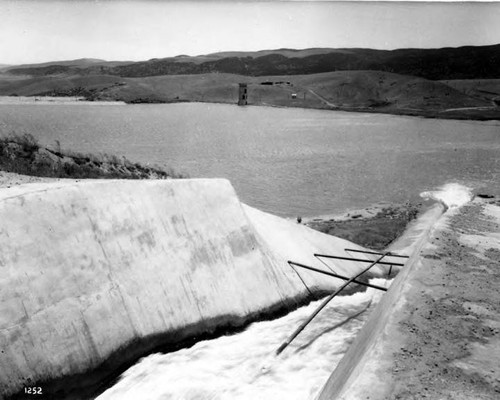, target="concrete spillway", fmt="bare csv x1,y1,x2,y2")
316,207,442,400
316,185,466,400
0,178,395,399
